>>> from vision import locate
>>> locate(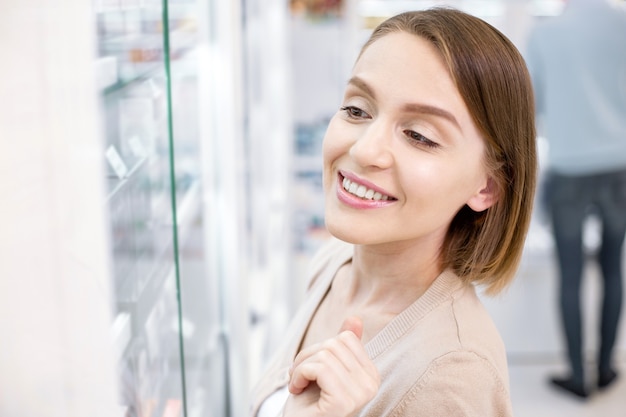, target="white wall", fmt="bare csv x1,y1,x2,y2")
0,1,119,416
